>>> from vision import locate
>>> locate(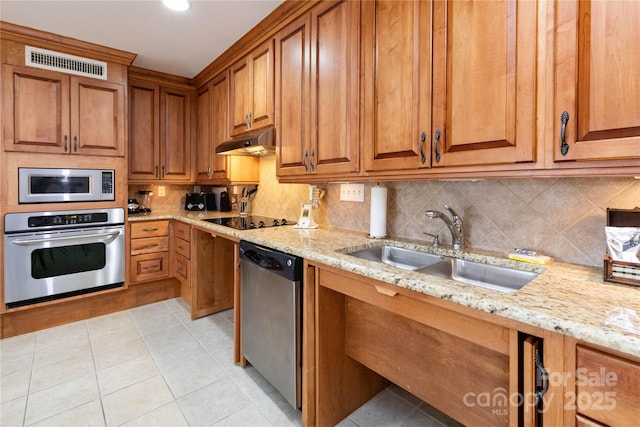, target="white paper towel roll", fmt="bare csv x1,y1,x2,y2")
370,185,388,237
